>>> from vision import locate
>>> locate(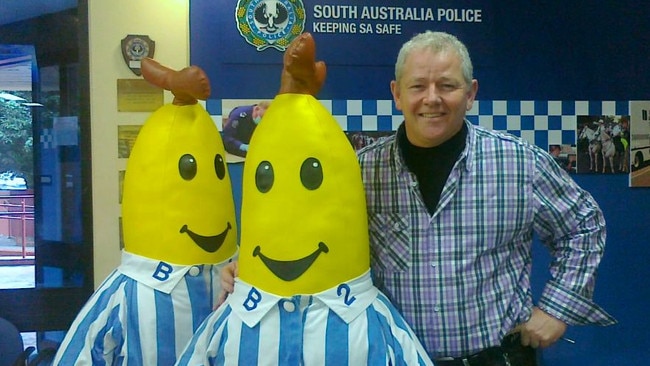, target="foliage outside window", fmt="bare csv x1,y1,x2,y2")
0,90,38,188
